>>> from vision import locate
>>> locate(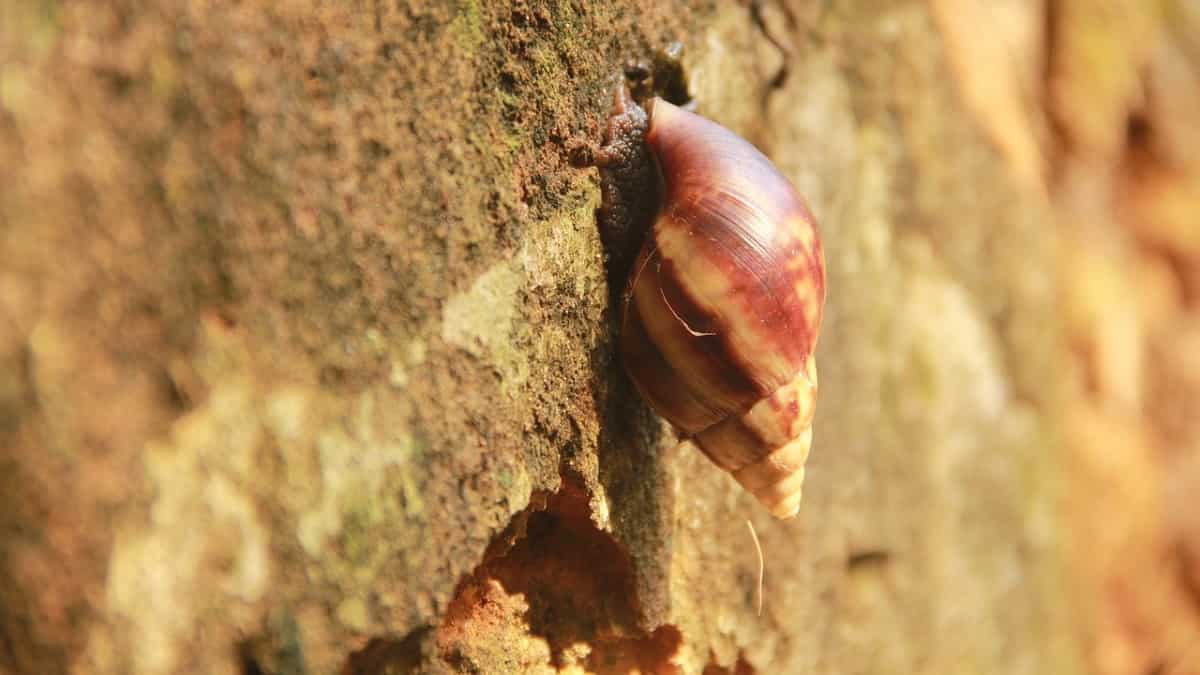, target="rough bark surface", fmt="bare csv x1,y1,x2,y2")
3,1,1193,674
